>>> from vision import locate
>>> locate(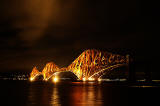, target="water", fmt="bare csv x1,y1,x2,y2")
0,80,160,106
